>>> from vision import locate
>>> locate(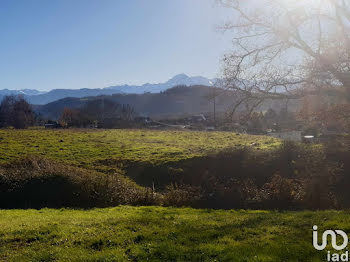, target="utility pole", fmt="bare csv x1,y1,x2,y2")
212,88,216,126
